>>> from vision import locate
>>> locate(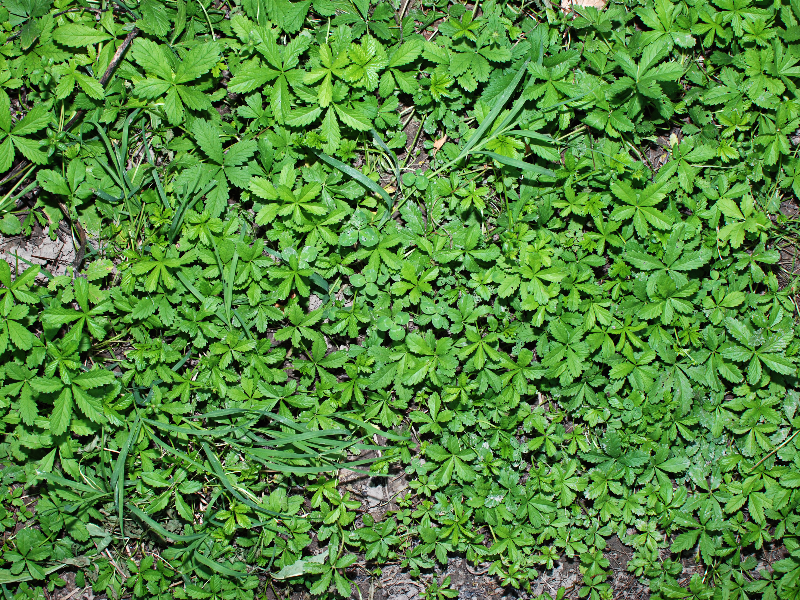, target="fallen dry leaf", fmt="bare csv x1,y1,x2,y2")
561,0,607,13
432,135,448,156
